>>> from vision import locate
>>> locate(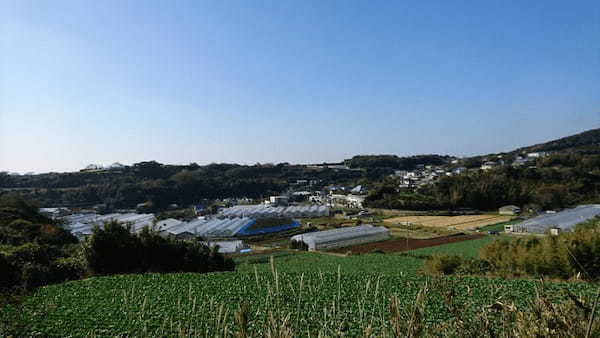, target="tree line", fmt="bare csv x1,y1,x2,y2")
423,215,600,281
366,153,600,211
0,161,364,211
0,195,234,296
